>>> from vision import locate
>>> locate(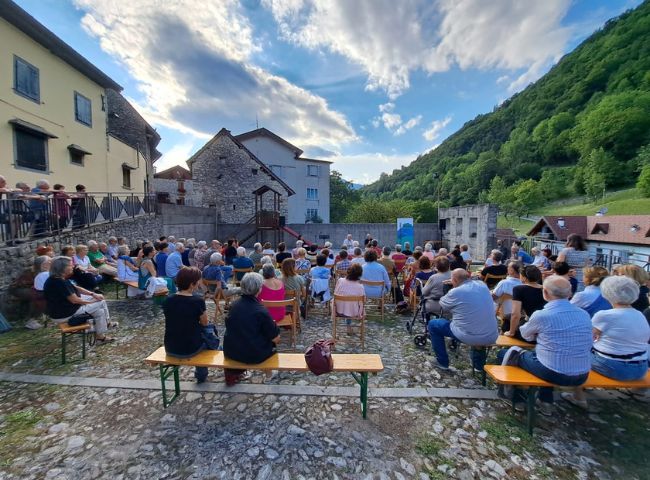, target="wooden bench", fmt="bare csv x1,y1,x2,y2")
115,279,168,303
485,365,650,434
57,322,92,364
495,335,535,349
144,347,384,418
